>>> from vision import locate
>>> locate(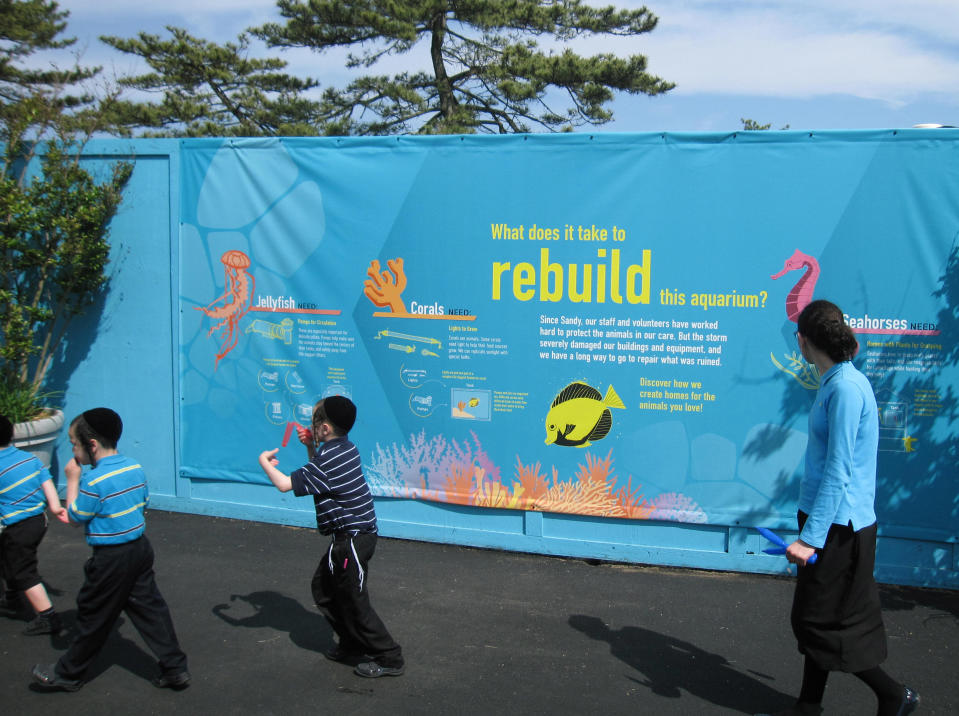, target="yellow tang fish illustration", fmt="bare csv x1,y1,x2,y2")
544,382,625,448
